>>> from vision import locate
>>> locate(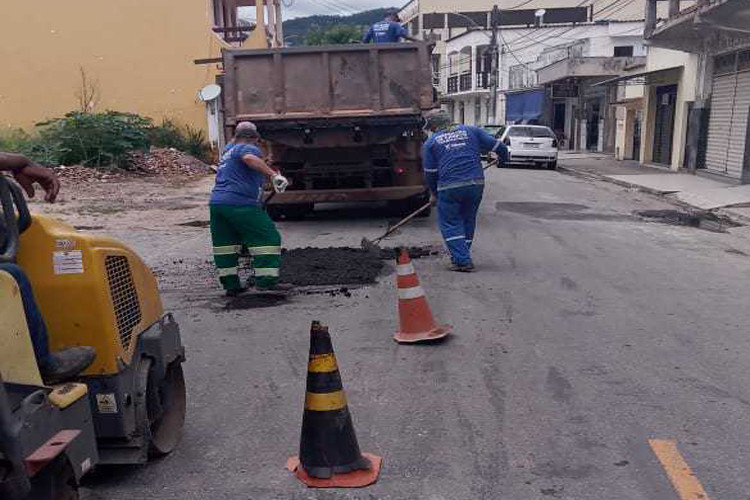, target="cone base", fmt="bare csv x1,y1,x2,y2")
393,325,451,344
286,453,383,488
